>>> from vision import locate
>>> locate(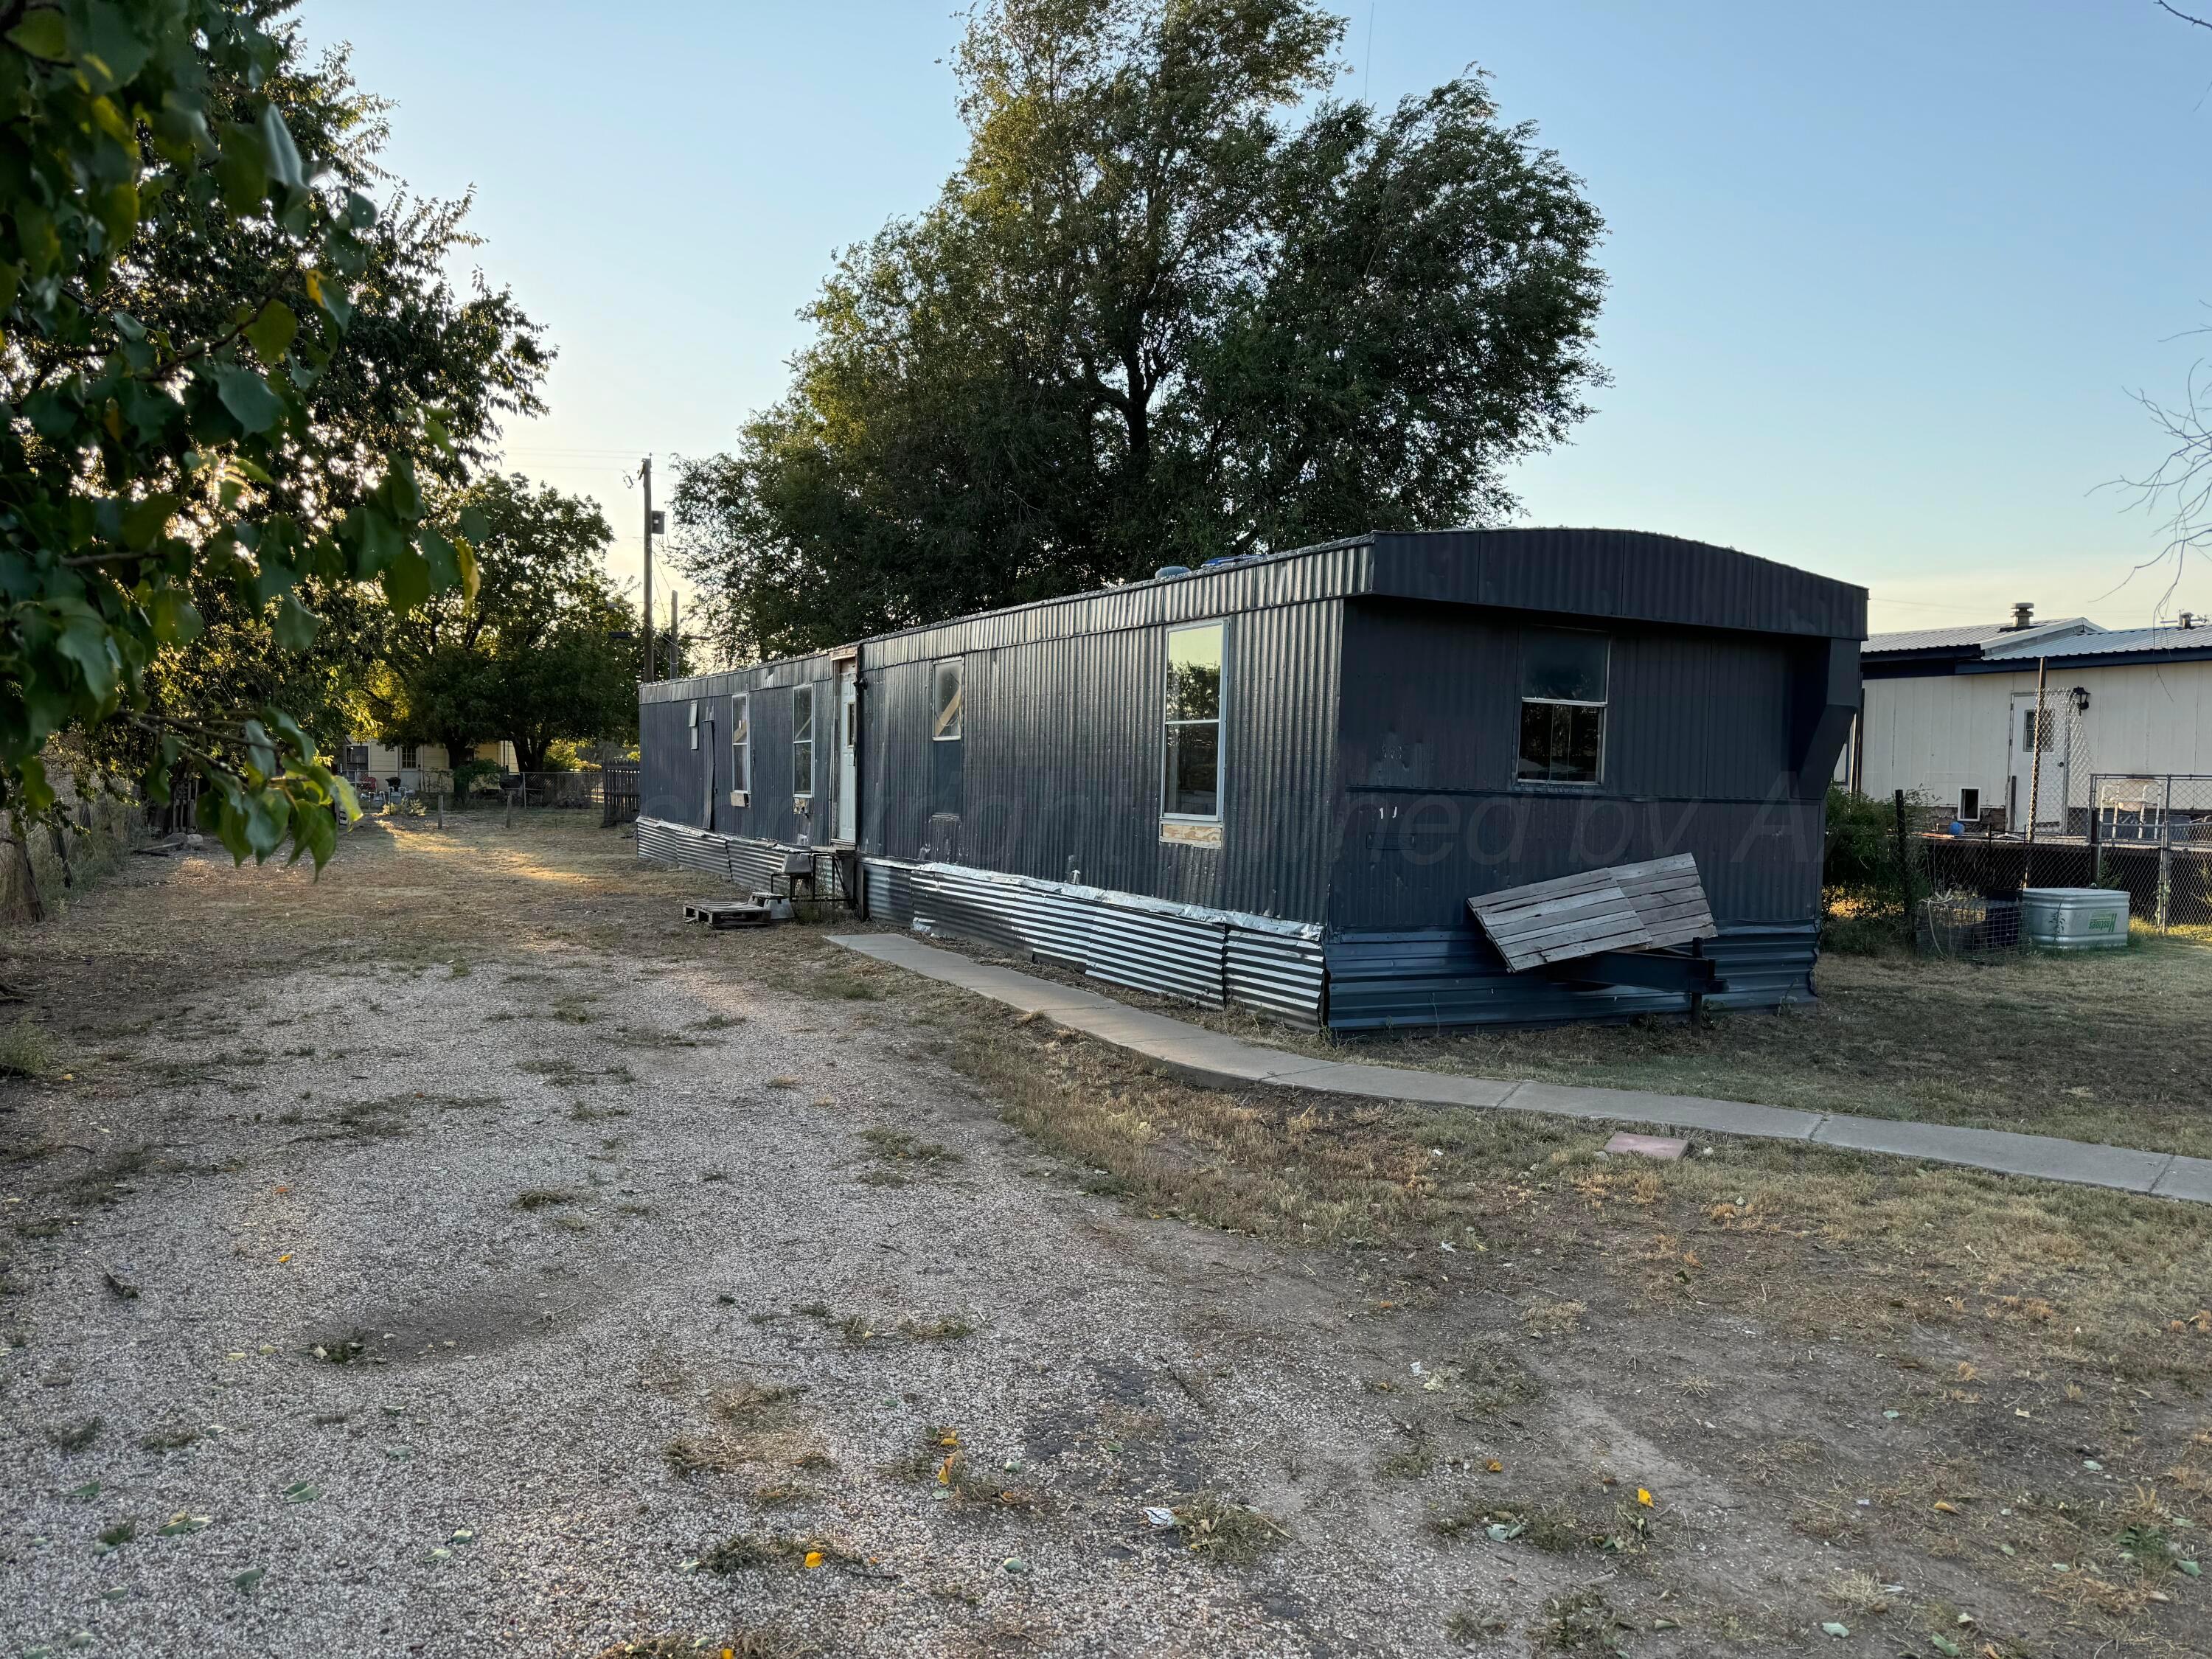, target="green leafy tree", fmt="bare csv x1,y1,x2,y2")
490,602,639,773
0,0,498,868
675,0,1606,659
66,21,548,811
366,473,635,773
